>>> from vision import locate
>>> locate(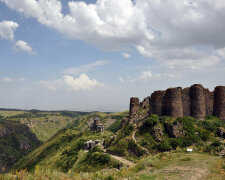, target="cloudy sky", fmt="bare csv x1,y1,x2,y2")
0,0,225,111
